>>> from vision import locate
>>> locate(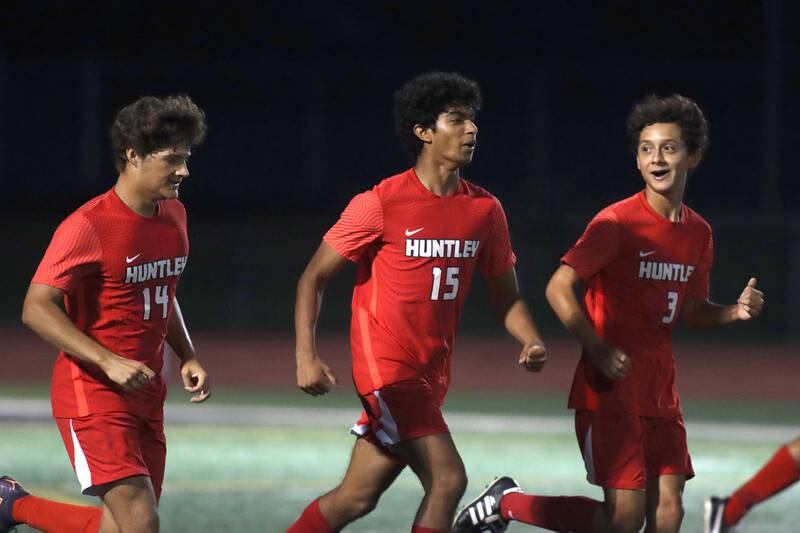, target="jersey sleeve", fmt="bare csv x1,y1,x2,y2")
687,231,713,300
323,190,384,262
479,199,517,278
561,210,620,281
32,213,102,292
